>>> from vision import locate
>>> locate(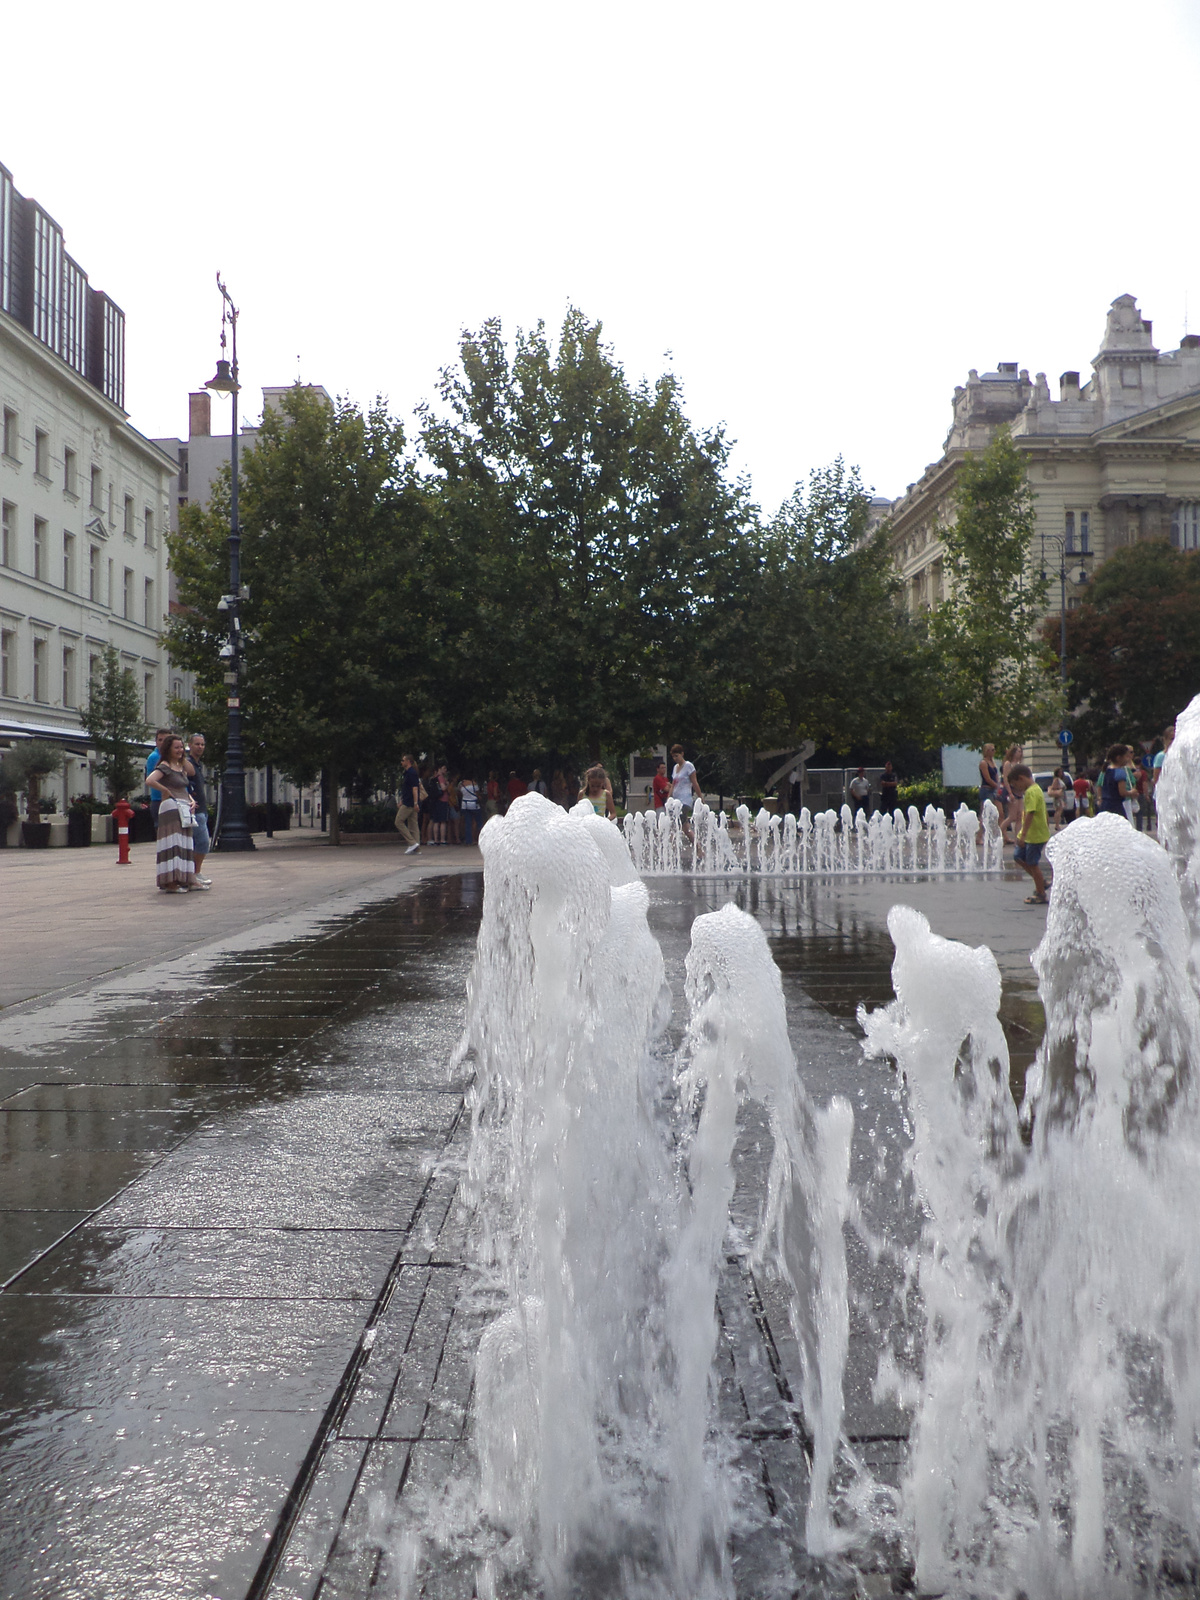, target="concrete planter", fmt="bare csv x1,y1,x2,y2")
91,814,114,845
